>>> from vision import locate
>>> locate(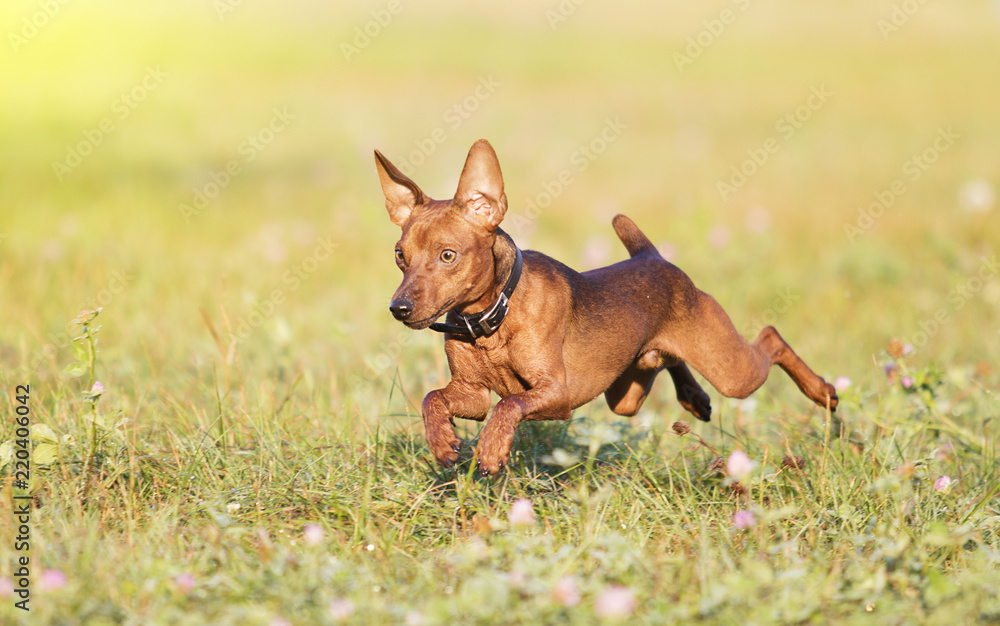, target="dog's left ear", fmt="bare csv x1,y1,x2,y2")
374,149,427,228
454,139,507,231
